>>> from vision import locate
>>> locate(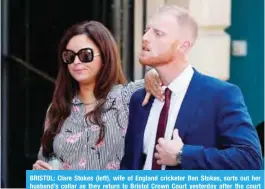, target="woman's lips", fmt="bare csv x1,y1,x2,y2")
73,68,86,73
